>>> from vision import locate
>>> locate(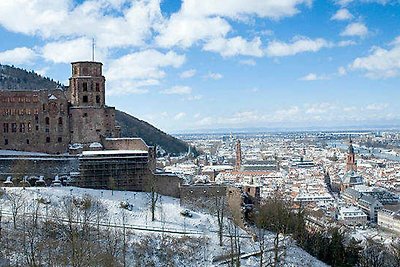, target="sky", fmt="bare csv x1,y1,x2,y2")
0,0,400,133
